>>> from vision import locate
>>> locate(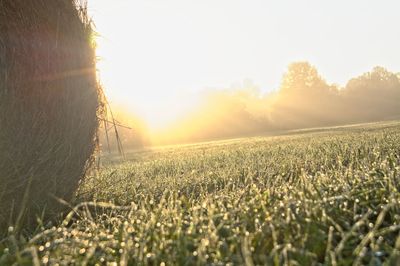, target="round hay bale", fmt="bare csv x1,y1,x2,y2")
0,0,102,232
